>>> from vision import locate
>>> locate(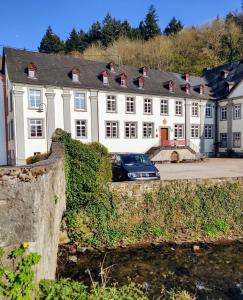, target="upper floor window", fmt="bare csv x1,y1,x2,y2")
120,73,127,87
102,70,110,85
125,122,137,138
75,120,87,138
220,106,227,121
72,68,80,82
220,133,227,147
144,98,152,114
233,132,241,148
74,92,86,111
192,102,199,117
29,89,41,109
205,103,212,118
27,63,37,79
143,122,154,138
105,121,118,138
161,100,168,115
29,119,44,138
138,76,145,89
204,125,213,139
233,104,241,119
142,67,148,77
126,97,135,113
169,80,174,93
174,124,184,139
191,125,199,138
199,84,204,95
106,95,116,112
175,100,183,116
